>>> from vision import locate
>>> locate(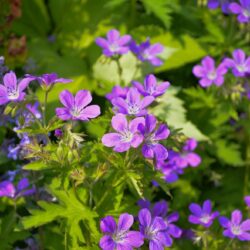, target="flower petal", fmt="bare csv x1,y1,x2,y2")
96,38,109,49
118,213,134,231
140,96,155,109
75,90,92,110
219,216,230,228
193,65,205,78
129,117,145,133
124,231,144,248
107,29,120,42
100,216,116,233
112,114,128,132
145,114,157,134
17,178,29,192
231,210,242,225
202,200,212,214
145,74,157,91
186,153,201,167
131,134,144,148
154,124,170,140
152,201,168,217
189,203,202,216
59,90,74,109
102,133,121,147
3,71,17,90
78,105,101,120
99,235,116,250
55,107,72,120
241,219,250,231
138,208,151,227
